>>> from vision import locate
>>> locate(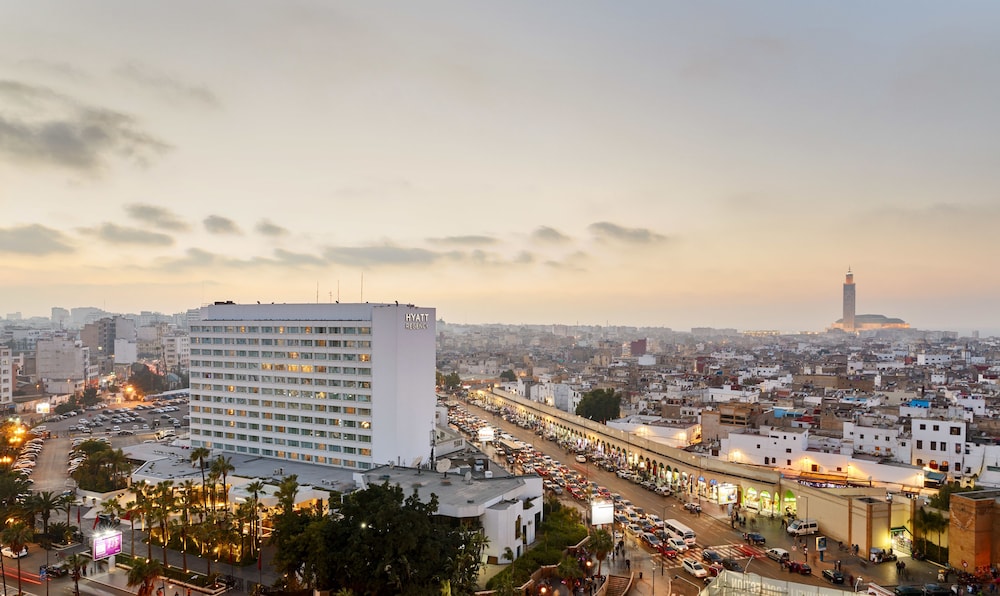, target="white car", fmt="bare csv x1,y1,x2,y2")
1,546,28,559
682,558,708,578
666,537,689,552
